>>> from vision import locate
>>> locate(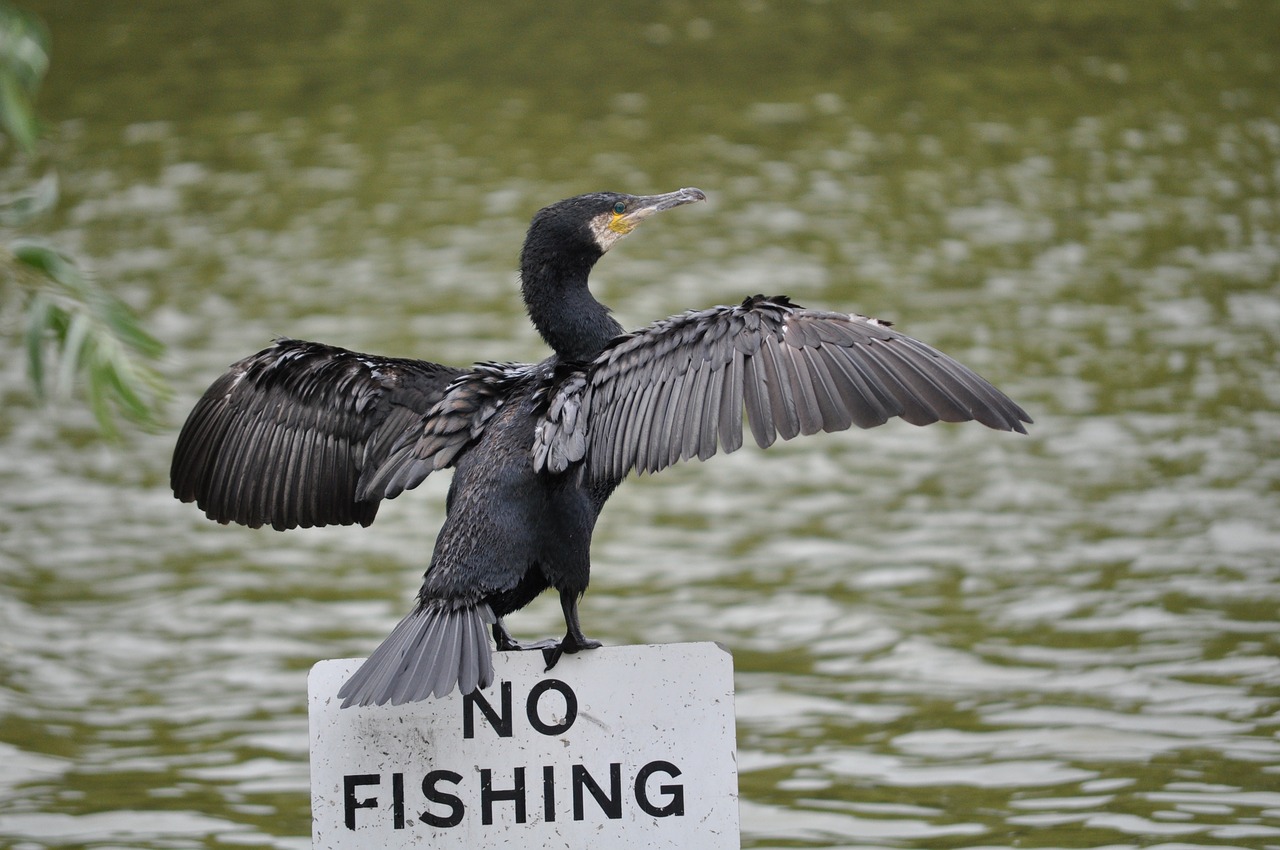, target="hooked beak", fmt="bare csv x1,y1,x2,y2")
618,187,707,228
